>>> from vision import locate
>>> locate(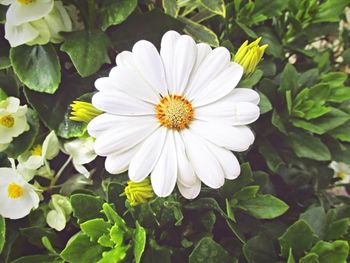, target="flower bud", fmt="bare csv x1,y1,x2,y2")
124,178,155,206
